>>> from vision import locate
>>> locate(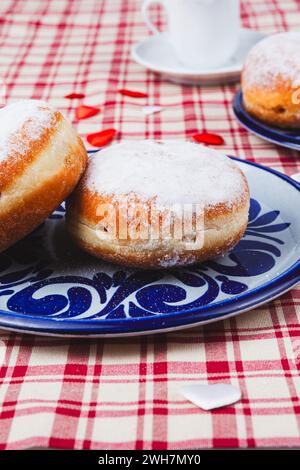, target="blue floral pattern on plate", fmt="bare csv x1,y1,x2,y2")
0,158,299,336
